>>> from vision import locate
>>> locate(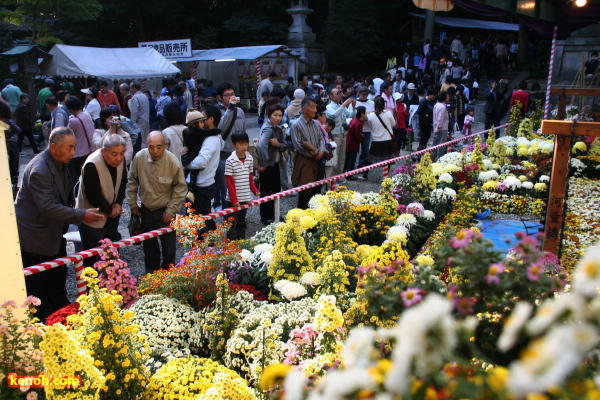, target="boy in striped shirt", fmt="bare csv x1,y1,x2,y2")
225,131,260,240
